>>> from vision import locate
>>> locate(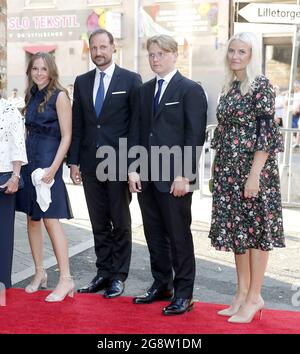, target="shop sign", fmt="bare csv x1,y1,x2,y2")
8,9,122,41
237,3,300,25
